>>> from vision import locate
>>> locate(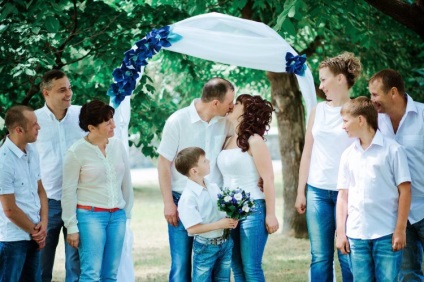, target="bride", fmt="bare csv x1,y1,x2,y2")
217,94,279,282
